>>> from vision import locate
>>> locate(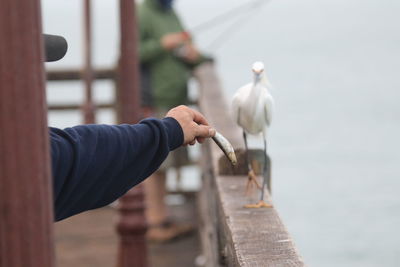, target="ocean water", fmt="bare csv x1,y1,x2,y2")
42,0,400,266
